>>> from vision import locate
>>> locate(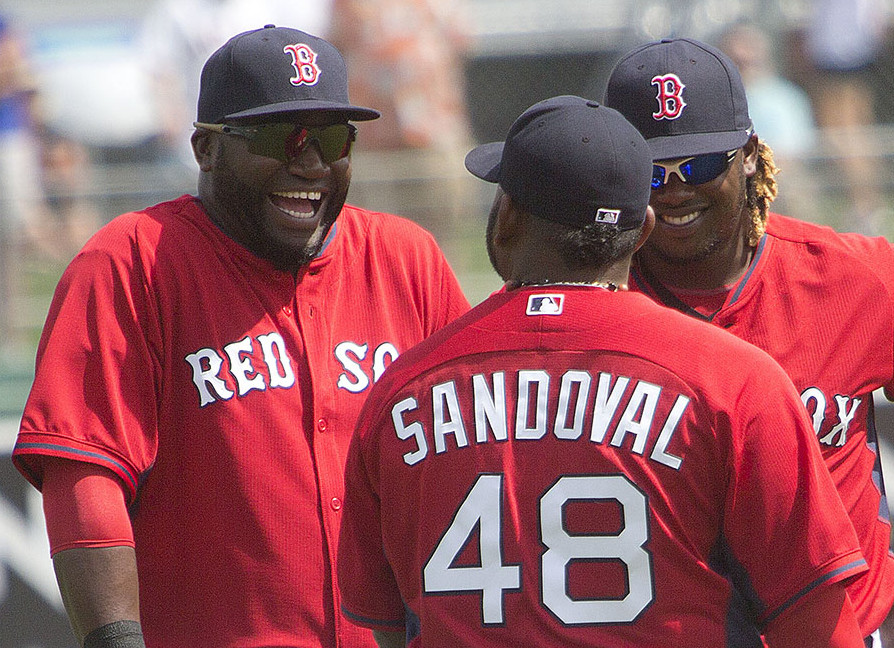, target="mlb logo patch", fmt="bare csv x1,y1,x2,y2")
527,294,564,316
595,208,621,225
